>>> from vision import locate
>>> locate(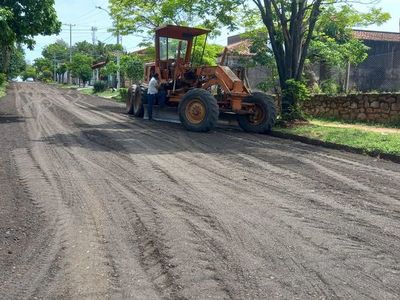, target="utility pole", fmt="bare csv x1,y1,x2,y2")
63,23,76,84
53,53,57,82
91,27,98,84
91,26,98,45
116,28,121,89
